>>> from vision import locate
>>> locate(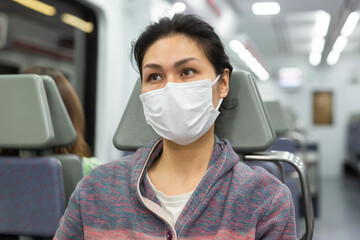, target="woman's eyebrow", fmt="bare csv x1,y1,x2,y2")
174,57,200,67
143,57,200,70
143,63,162,70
